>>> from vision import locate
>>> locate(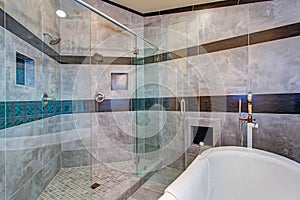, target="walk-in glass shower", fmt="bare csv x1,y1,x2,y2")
0,0,188,199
